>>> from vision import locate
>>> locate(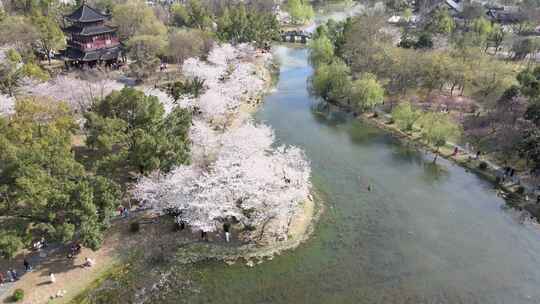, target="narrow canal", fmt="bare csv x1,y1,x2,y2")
176,41,540,304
